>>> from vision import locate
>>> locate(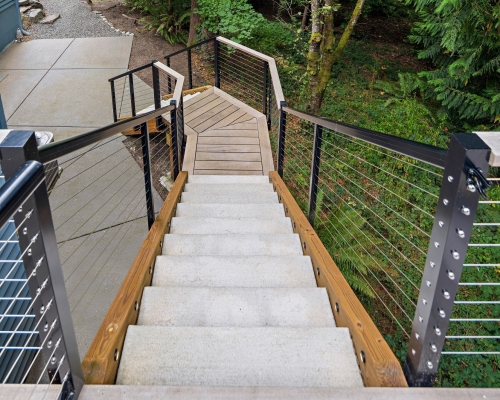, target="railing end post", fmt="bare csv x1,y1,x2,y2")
404,132,491,387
